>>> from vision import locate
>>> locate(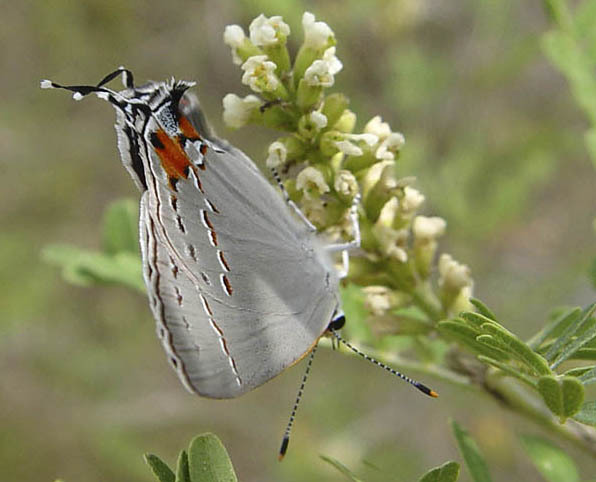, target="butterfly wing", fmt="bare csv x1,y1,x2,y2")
140,119,340,399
